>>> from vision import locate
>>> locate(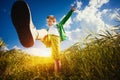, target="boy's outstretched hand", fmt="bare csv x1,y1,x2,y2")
71,6,76,11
